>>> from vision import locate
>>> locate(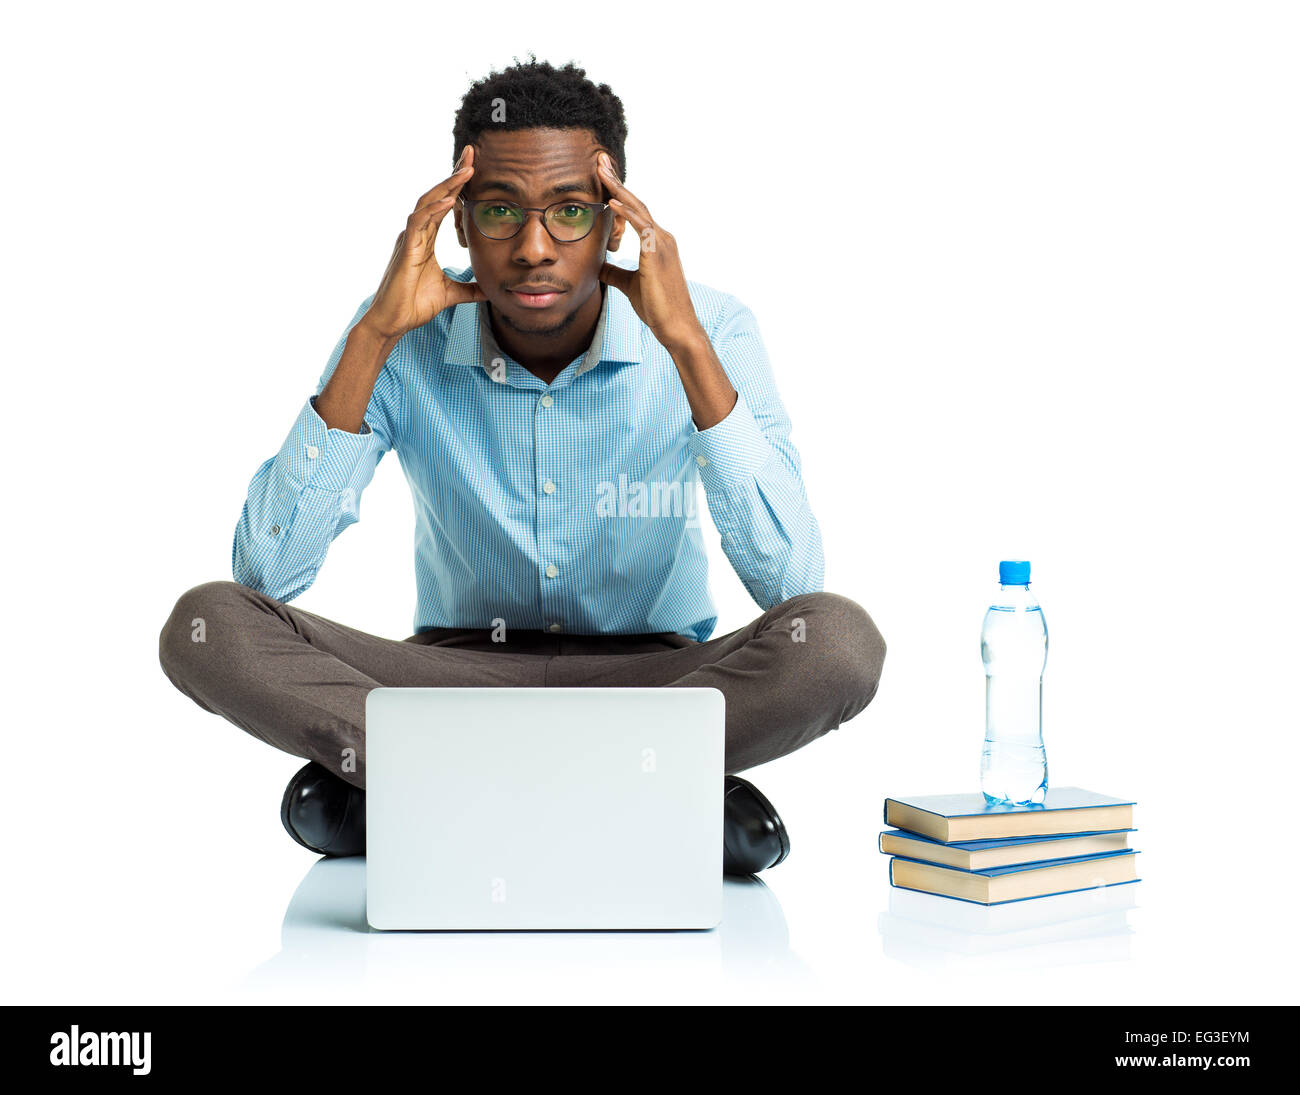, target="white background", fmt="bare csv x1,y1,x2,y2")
2,0,1296,1004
